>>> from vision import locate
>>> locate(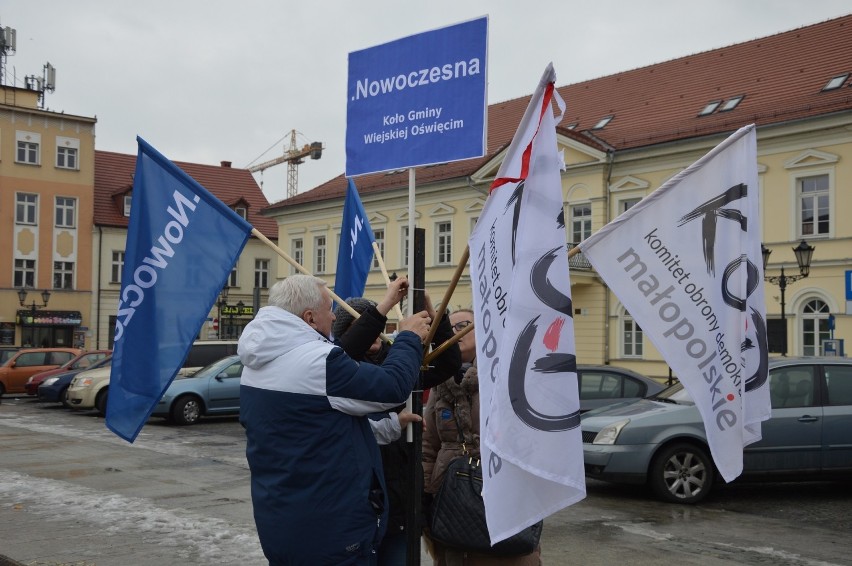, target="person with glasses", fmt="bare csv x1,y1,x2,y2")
422,308,542,565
